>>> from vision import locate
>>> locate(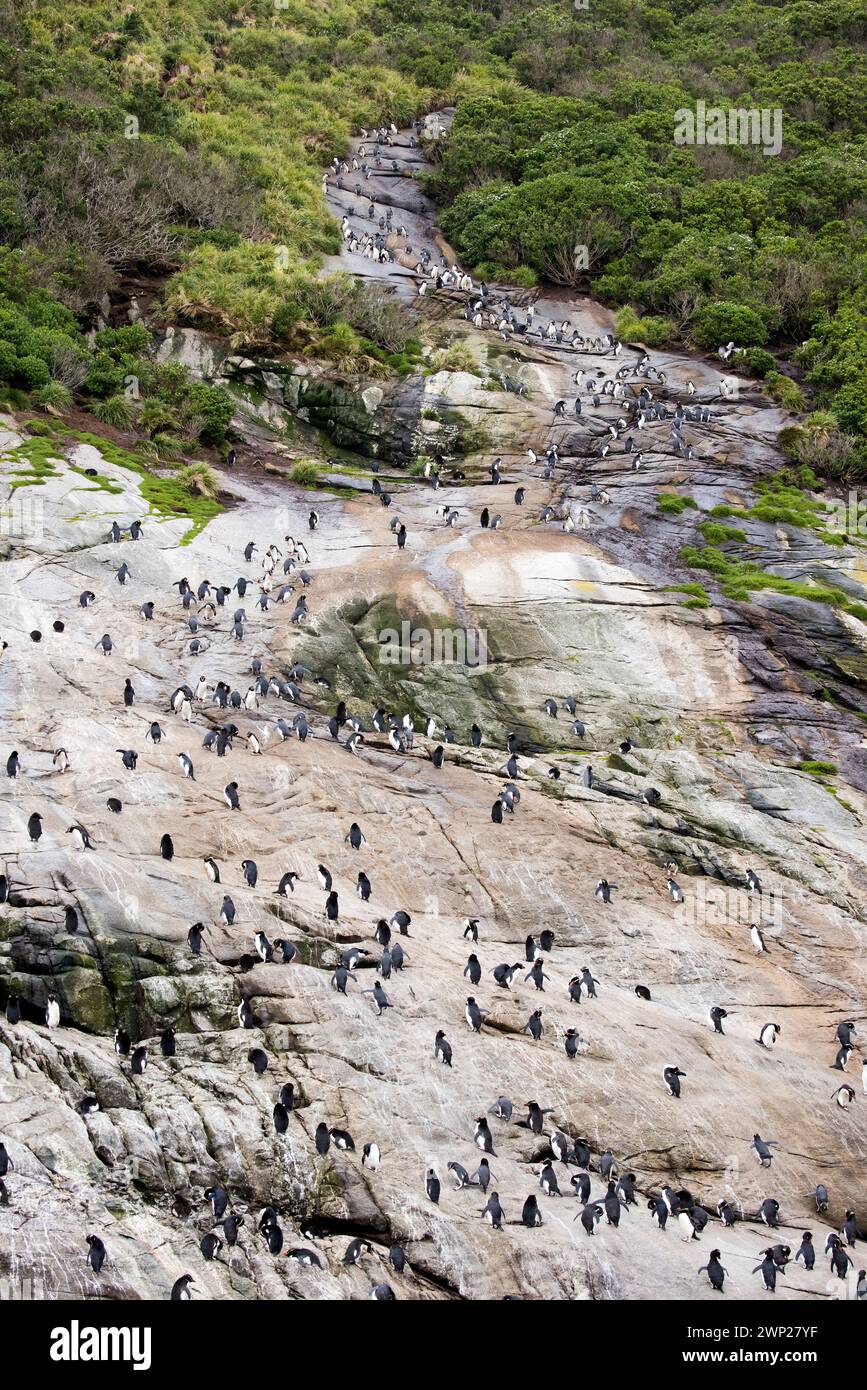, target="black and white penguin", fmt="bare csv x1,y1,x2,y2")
434,1030,452,1066
465,997,486,1032
130,1044,148,1075
237,1000,256,1029
187,922,206,956
663,1065,686,1098
171,1274,195,1300
220,895,236,925
204,856,221,883
425,1168,440,1204
276,871,299,896
757,1021,780,1049
698,1249,728,1292
45,993,60,1028
160,833,174,861
160,1027,176,1057
204,1186,229,1221
753,1250,781,1292
362,1142,381,1171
